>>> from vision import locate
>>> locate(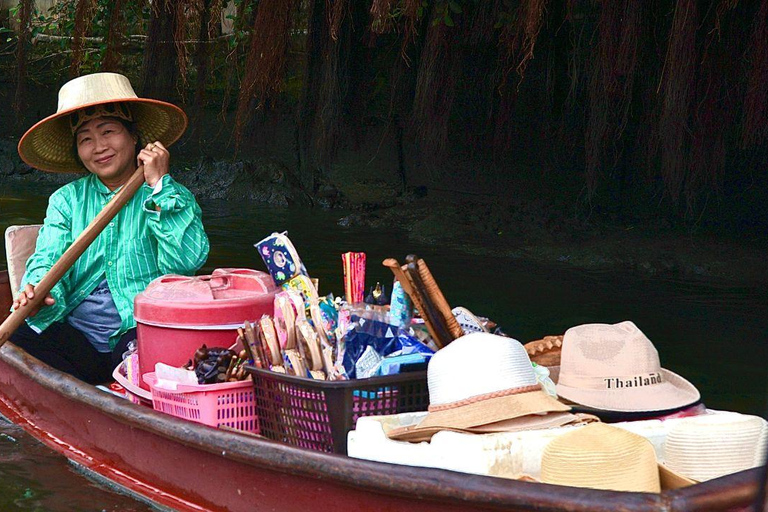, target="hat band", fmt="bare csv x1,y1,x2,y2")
559,371,664,390
428,384,541,412
70,102,133,134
